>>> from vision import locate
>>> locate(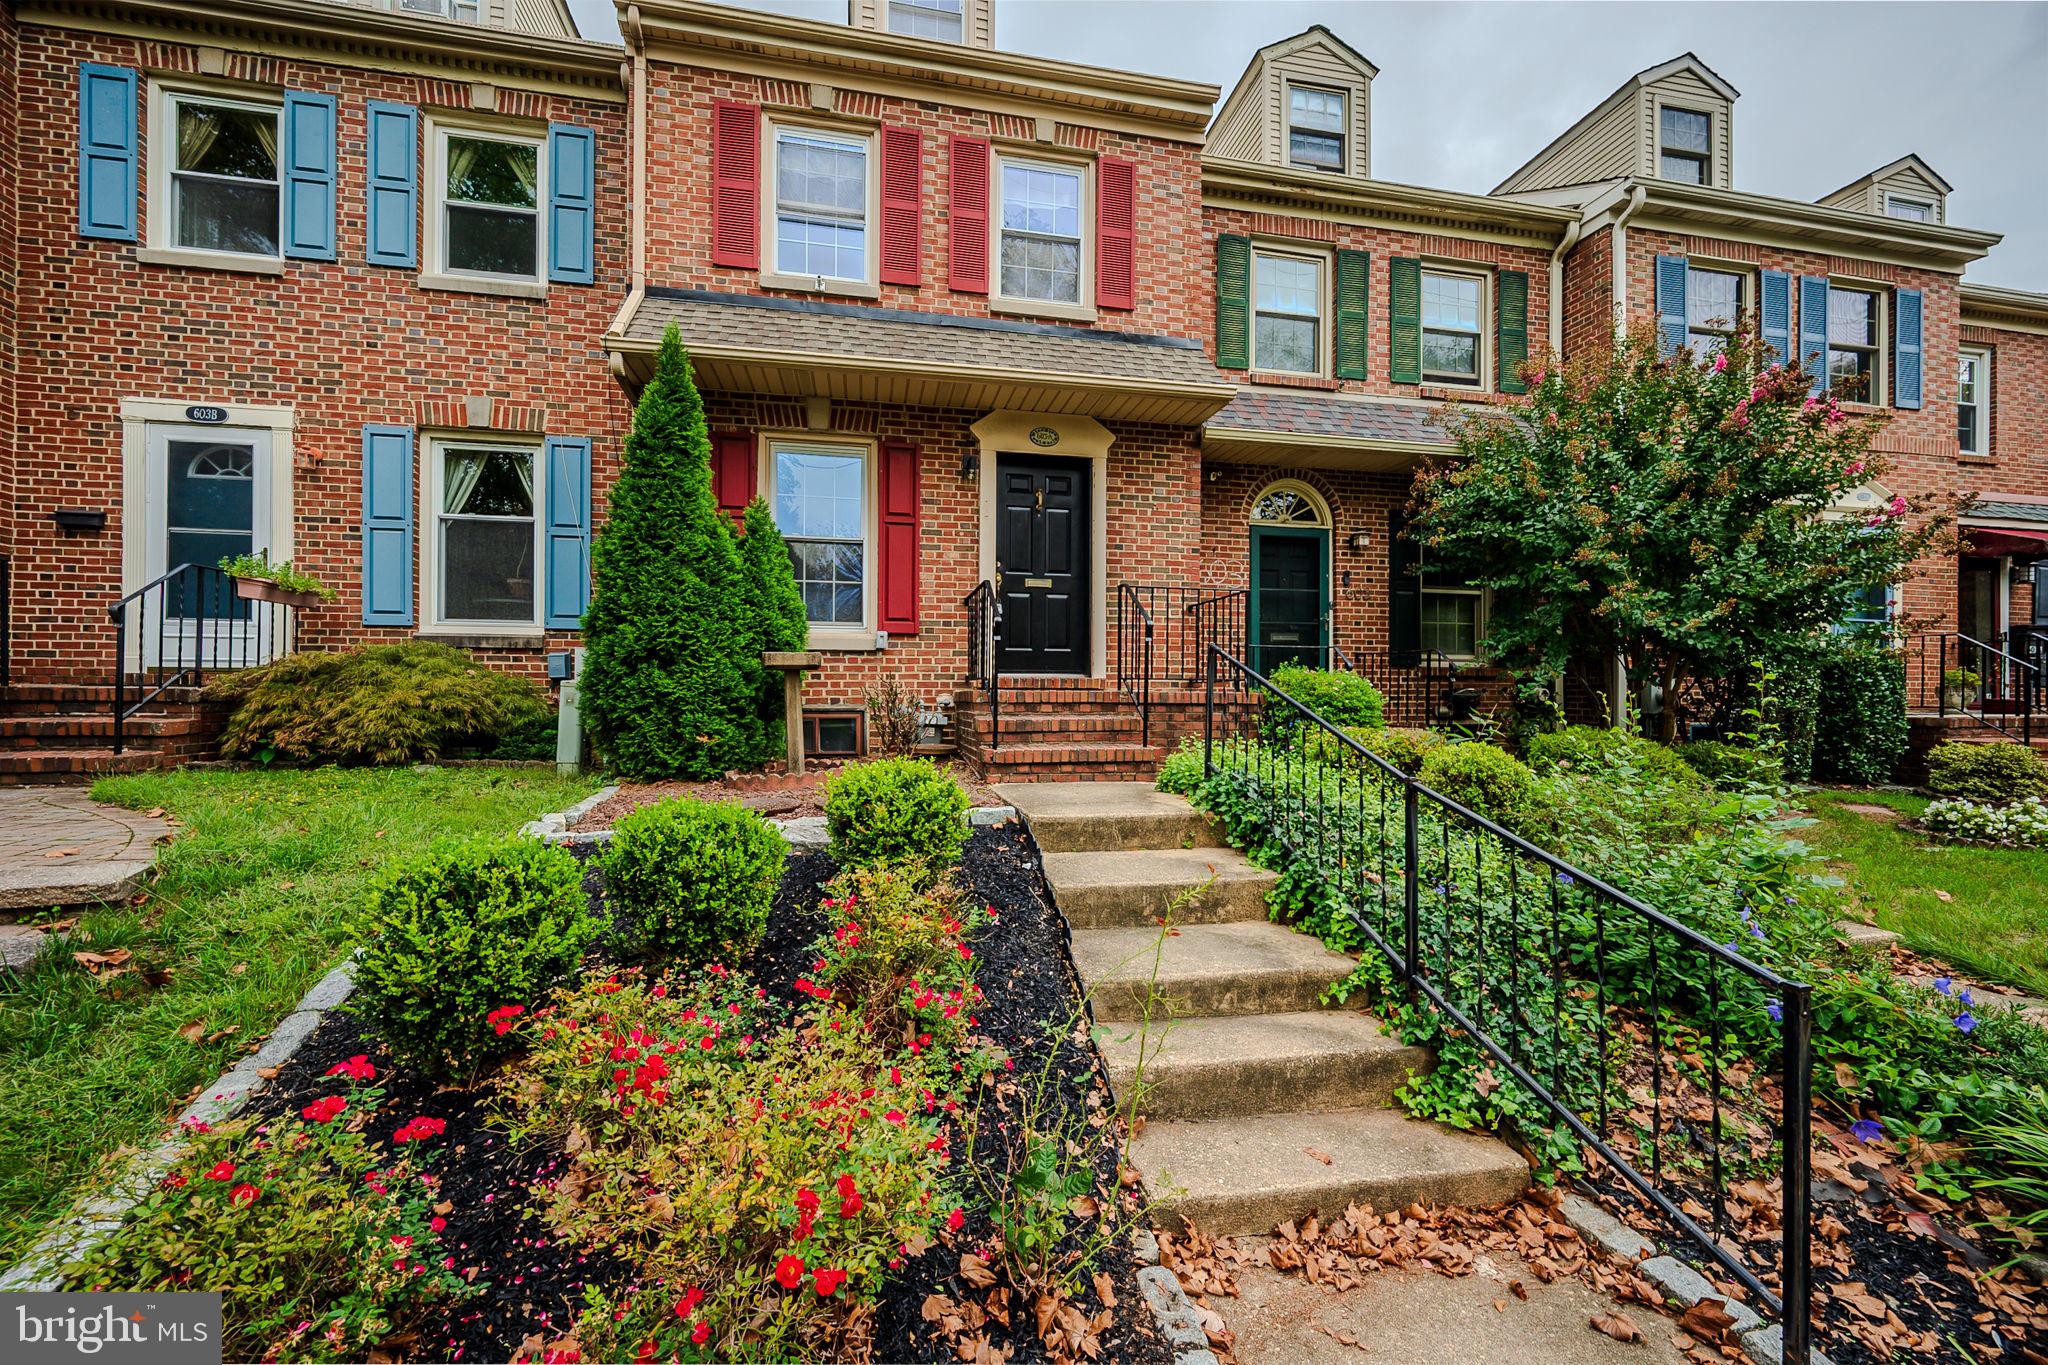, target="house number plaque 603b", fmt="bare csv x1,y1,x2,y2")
1029,426,1059,447
185,405,230,424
